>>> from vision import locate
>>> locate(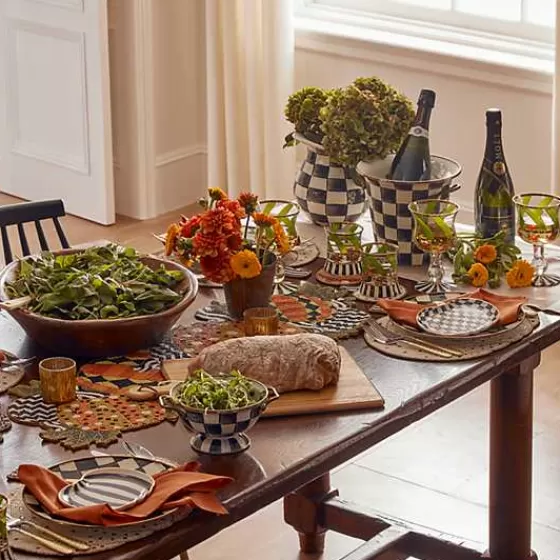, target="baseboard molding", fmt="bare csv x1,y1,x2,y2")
155,145,207,168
